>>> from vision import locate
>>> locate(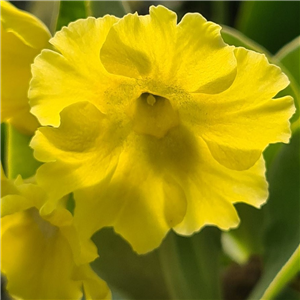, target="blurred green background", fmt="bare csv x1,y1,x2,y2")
10,0,300,54
2,1,300,300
